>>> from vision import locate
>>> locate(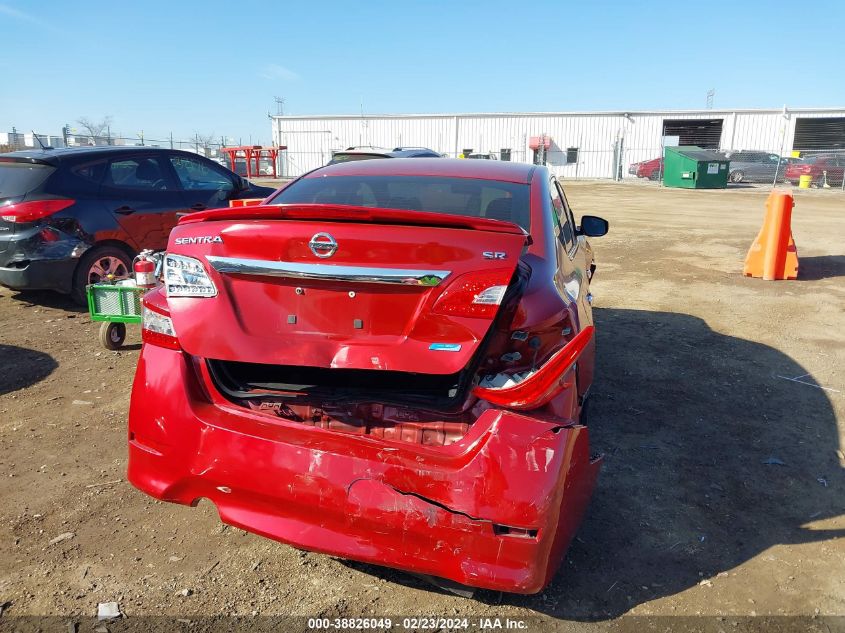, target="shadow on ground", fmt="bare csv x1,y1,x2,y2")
504,307,843,619
0,344,58,396
8,289,87,313
342,308,843,619
797,255,845,281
